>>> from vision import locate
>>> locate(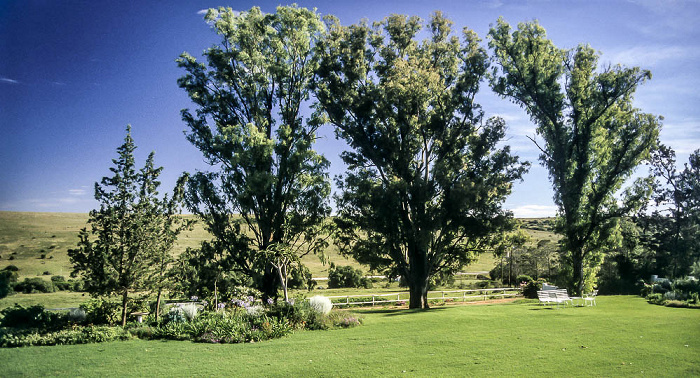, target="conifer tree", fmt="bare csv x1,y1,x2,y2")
69,126,188,326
